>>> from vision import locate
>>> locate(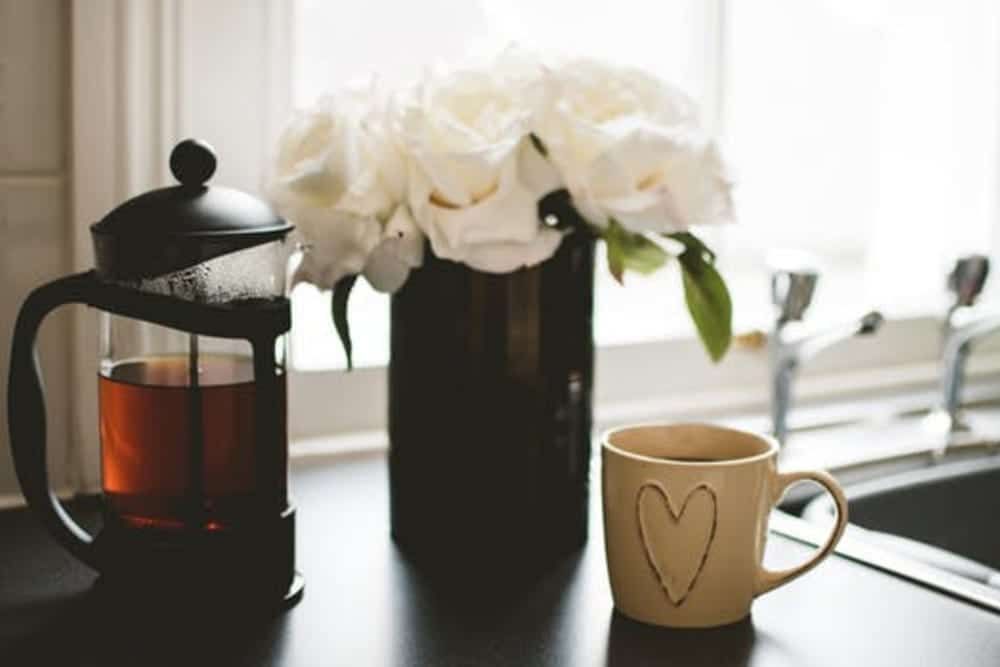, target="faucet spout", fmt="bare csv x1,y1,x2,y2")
938,307,1000,432
926,255,995,443
779,310,884,363
770,310,884,445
